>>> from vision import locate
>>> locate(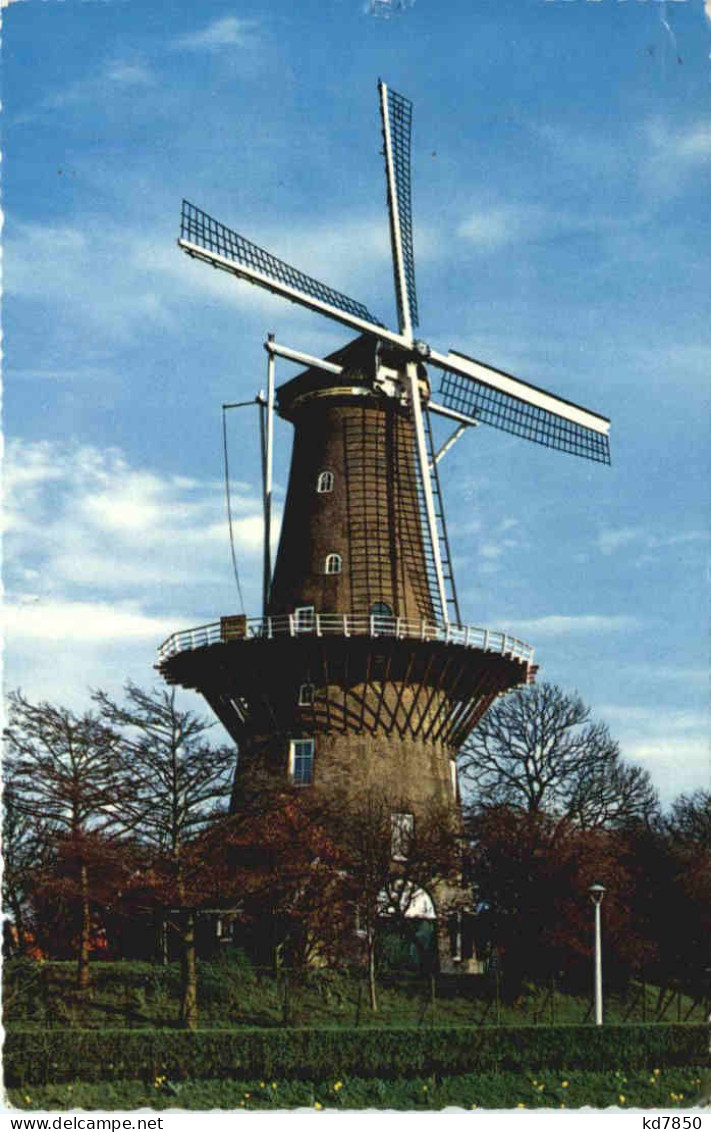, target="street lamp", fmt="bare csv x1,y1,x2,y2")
589,883,606,1026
